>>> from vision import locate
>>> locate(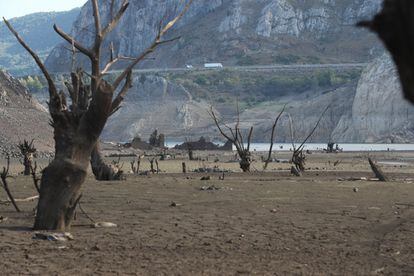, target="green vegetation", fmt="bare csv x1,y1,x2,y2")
0,9,79,76
168,67,362,110
19,76,45,92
